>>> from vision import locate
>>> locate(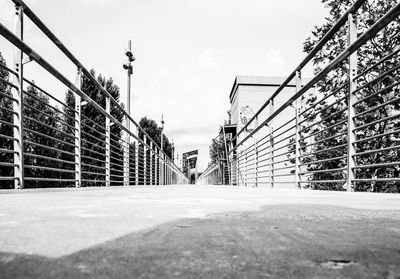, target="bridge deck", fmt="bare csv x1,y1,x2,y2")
1,185,399,278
